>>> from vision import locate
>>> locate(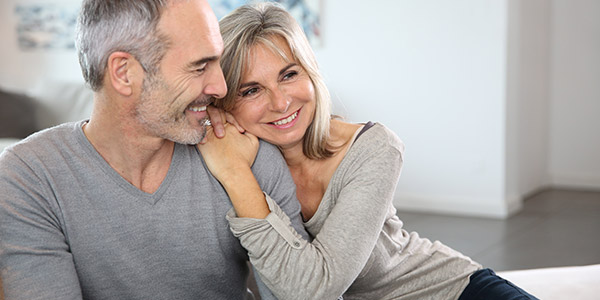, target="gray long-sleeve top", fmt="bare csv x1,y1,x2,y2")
227,123,482,300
